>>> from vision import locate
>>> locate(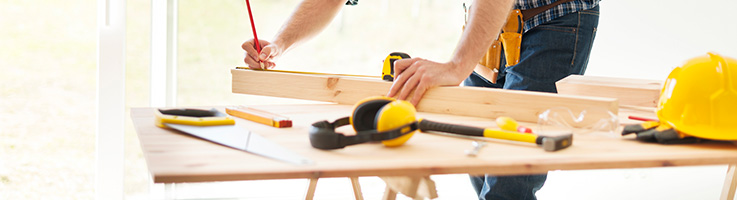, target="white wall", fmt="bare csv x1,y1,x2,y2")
587,0,737,80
